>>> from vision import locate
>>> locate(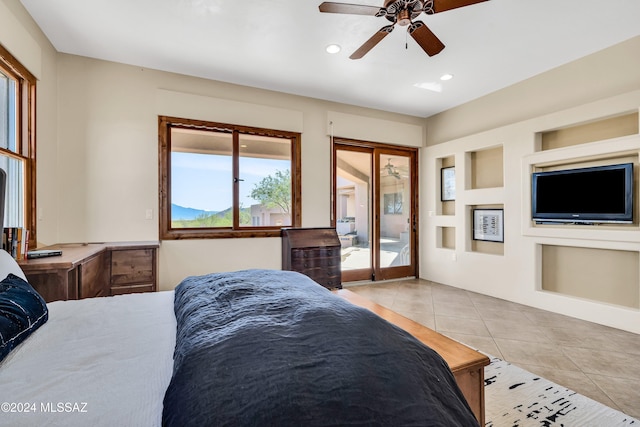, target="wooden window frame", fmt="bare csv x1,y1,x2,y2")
0,44,36,249
158,115,301,239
